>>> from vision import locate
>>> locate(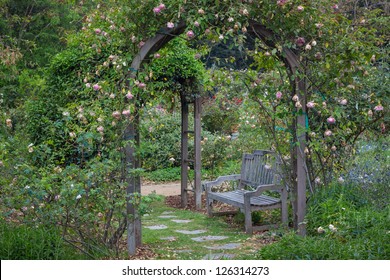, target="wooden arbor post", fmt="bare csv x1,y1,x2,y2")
180,92,202,210
249,21,307,235
125,22,187,255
